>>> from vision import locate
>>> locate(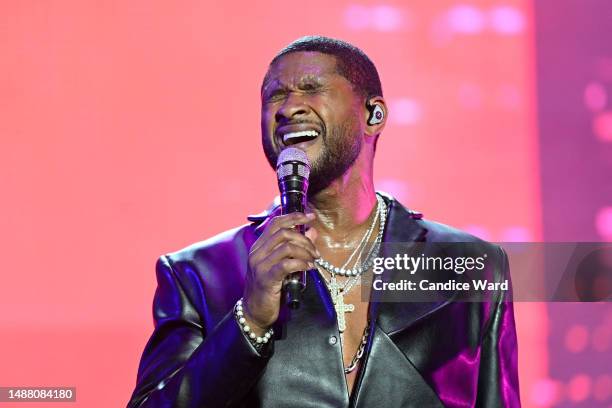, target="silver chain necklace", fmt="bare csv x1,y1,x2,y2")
315,194,387,374
344,321,370,374
316,194,387,335
315,194,387,277
319,195,381,297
